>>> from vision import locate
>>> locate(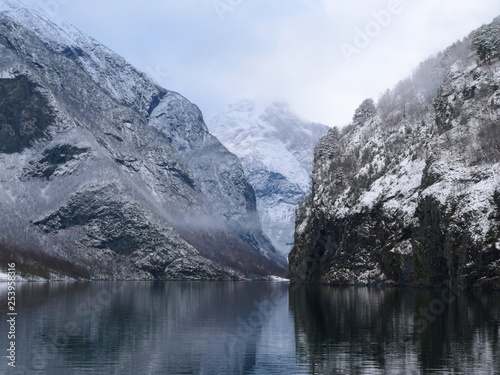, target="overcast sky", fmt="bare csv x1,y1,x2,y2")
39,0,500,127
